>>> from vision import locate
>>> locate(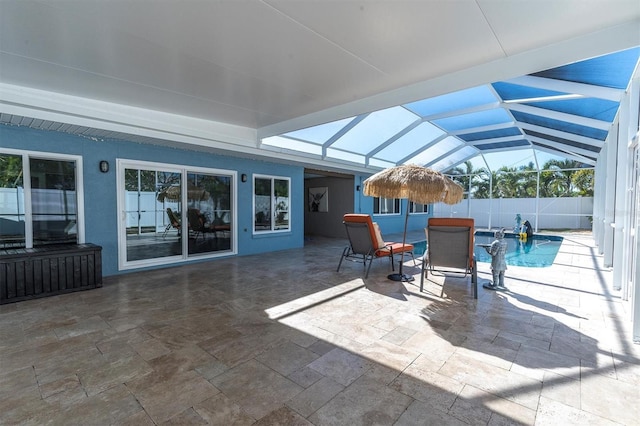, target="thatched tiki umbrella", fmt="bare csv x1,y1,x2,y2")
363,164,463,281
157,185,210,203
